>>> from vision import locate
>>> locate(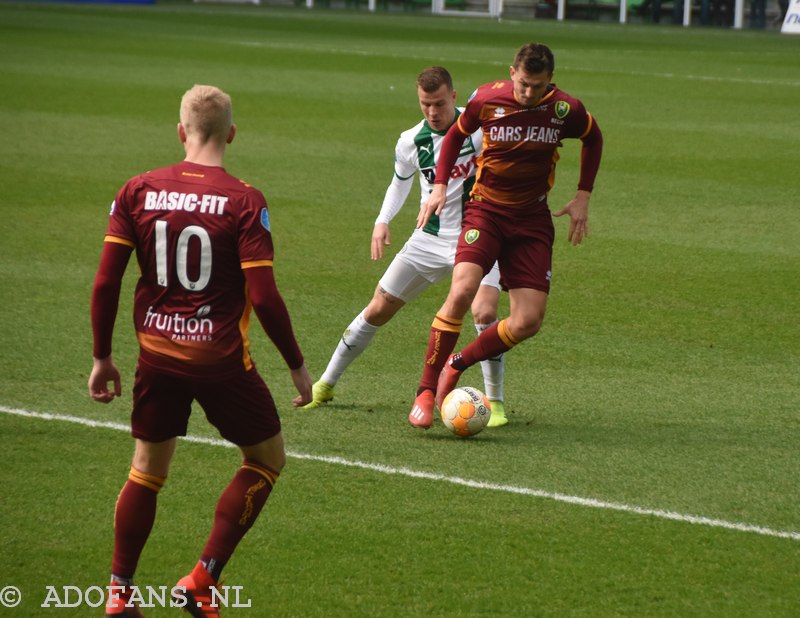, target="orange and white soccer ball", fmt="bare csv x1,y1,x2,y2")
440,387,491,437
